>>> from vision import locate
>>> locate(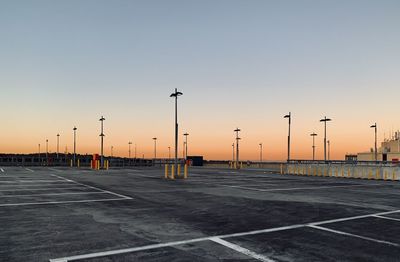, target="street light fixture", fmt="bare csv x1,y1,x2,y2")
234,128,241,169
73,126,77,166
310,133,317,161
284,112,291,162
152,137,157,159
320,116,332,162
370,123,378,161
57,133,60,159
183,132,189,159
168,146,171,161
99,116,105,169
46,139,49,165
170,88,183,174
